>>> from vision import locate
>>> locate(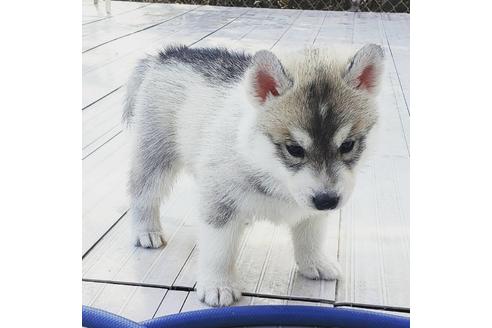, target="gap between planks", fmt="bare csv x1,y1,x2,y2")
83,280,410,314
83,5,204,53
